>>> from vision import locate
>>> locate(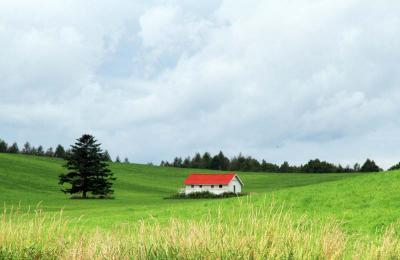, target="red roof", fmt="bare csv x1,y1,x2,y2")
184,173,236,185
